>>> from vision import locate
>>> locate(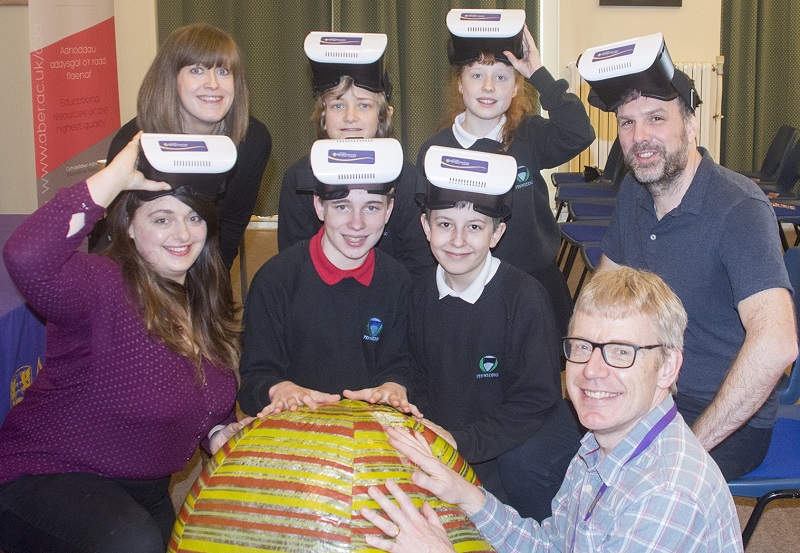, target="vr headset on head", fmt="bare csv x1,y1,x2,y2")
577,32,701,112
418,146,517,219
446,9,526,66
307,138,403,200
304,32,393,99
135,133,237,201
